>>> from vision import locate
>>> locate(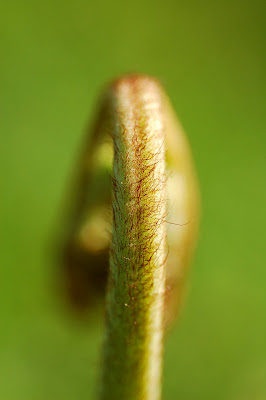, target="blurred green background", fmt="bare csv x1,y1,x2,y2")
1,0,265,399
